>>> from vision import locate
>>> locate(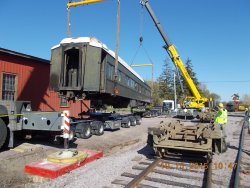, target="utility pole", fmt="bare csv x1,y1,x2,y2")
66,0,106,37
174,71,177,111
